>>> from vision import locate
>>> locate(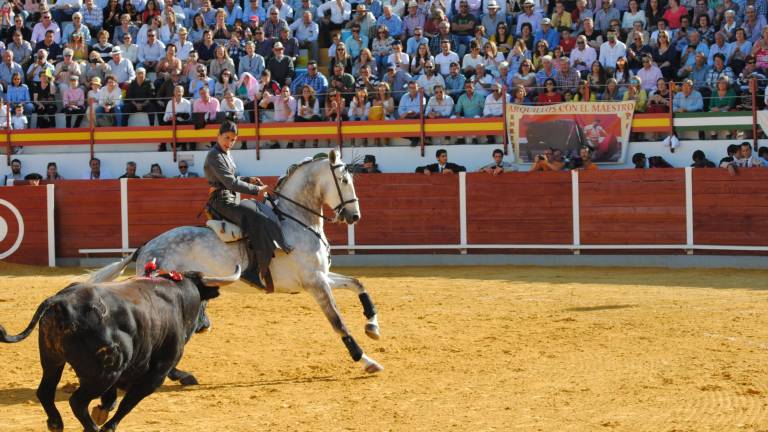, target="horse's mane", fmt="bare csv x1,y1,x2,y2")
275,153,329,192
